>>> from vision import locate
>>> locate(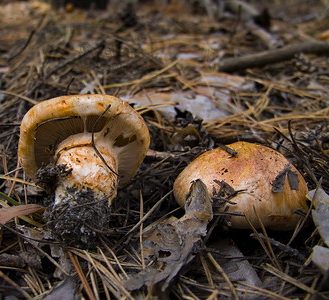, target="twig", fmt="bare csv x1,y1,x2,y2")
0,270,32,299
8,14,47,61
237,282,291,300
0,223,60,245
0,90,37,105
91,104,119,177
244,214,280,270
108,34,162,69
139,190,145,270
250,233,305,261
207,253,239,300
219,41,329,72
65,77,75,95
100,242,129,280
89,249,133,299
146,149,181,160
225,0,259,19
68,251,96,300
27,41,105,97
45,41,105,80
246,21,281,49
263,264,316,294
124,189,173,237
252,206,281,270
287,179,322,247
